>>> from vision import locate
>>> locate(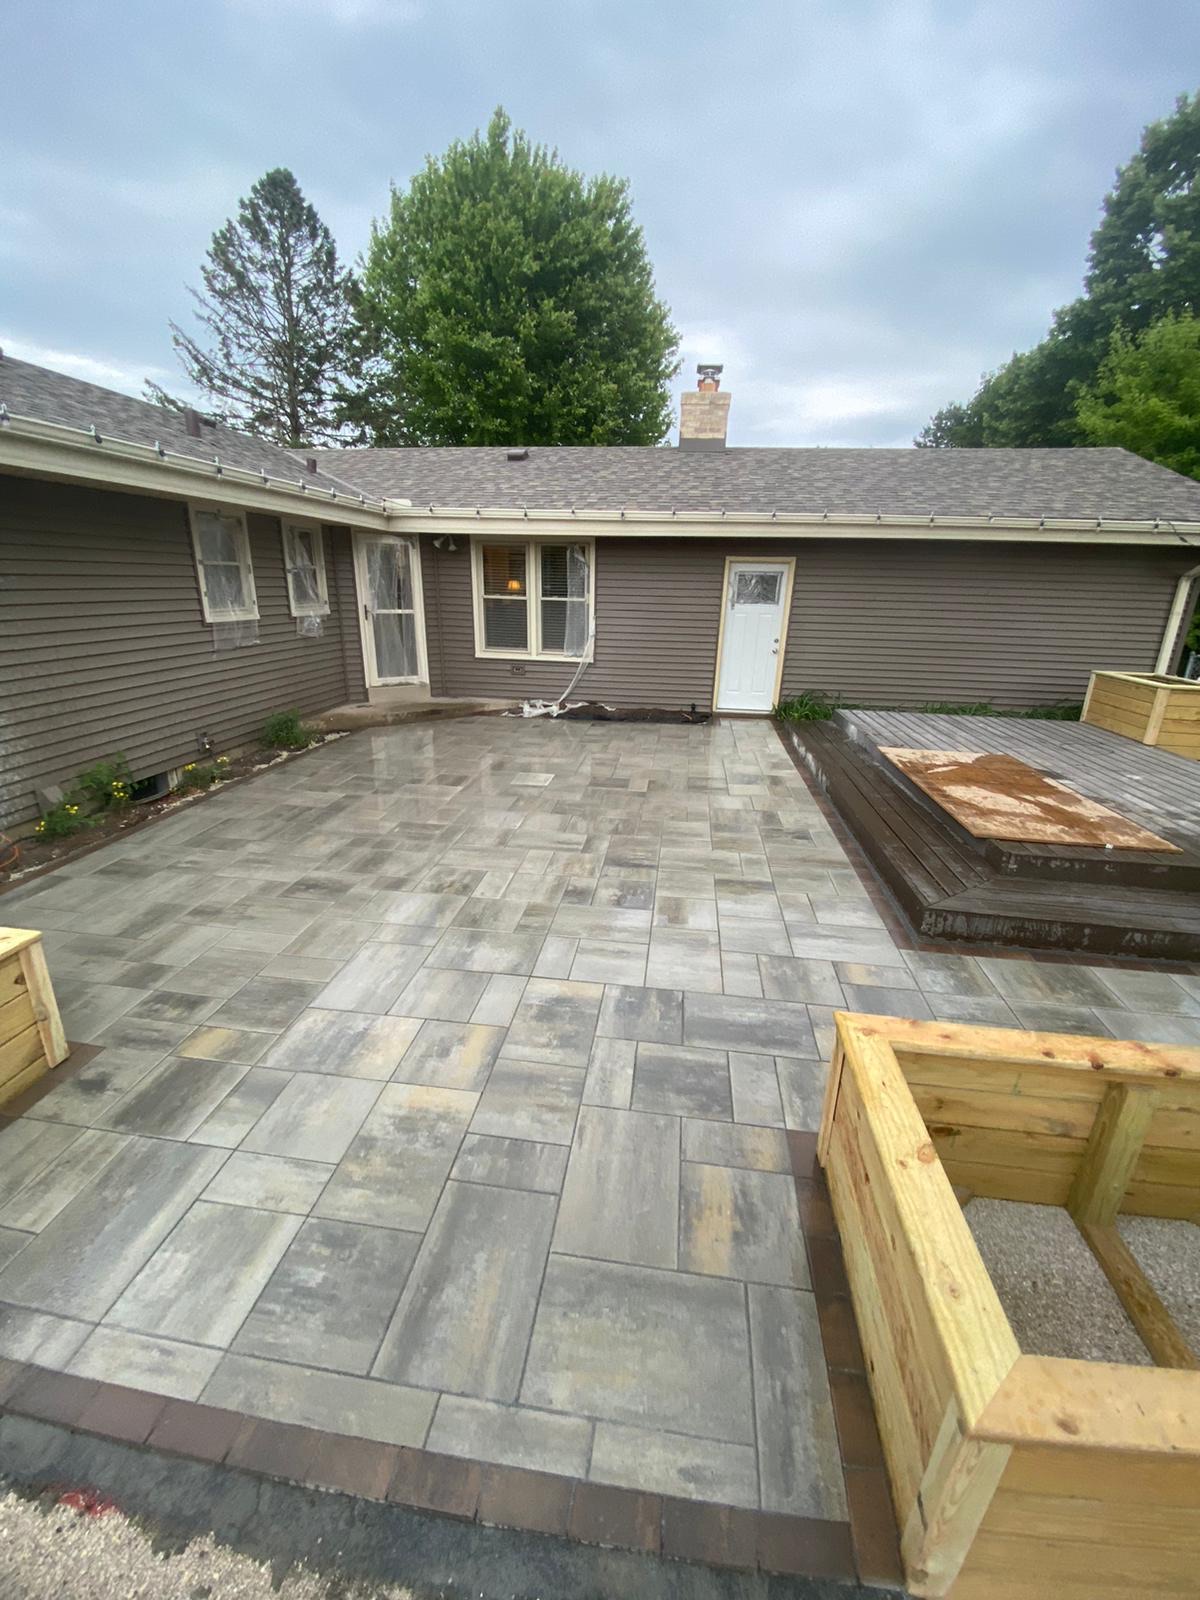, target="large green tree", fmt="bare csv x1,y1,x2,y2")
1075,312,1200,479
150,168,353,447
917,92,1200,449
342,109,680,445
